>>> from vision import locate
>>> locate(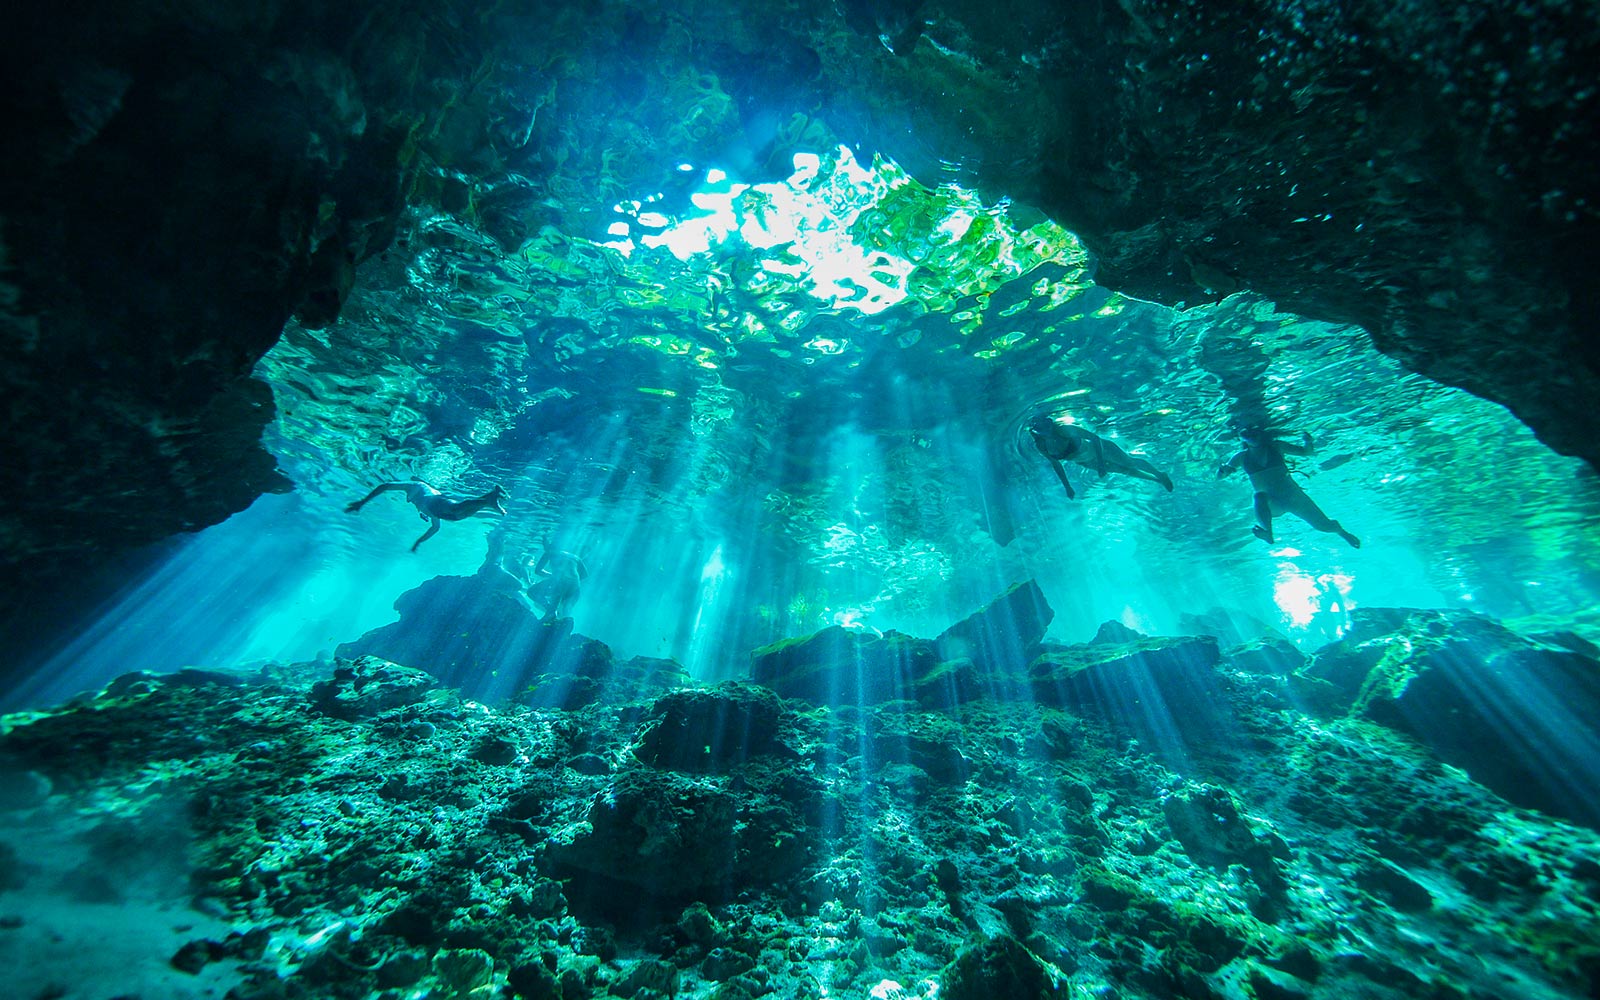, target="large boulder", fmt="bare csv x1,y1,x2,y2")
337,566,683,707
1029,634,1227,753
336,567,576,702
549,764,815,918
940,934,1056,1000
751,582,1053,708
1227,636,1307,677
633,683,794,773
936,580,1054,673
309,656,438,721
749,626,938,706
1301,607,1600,829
